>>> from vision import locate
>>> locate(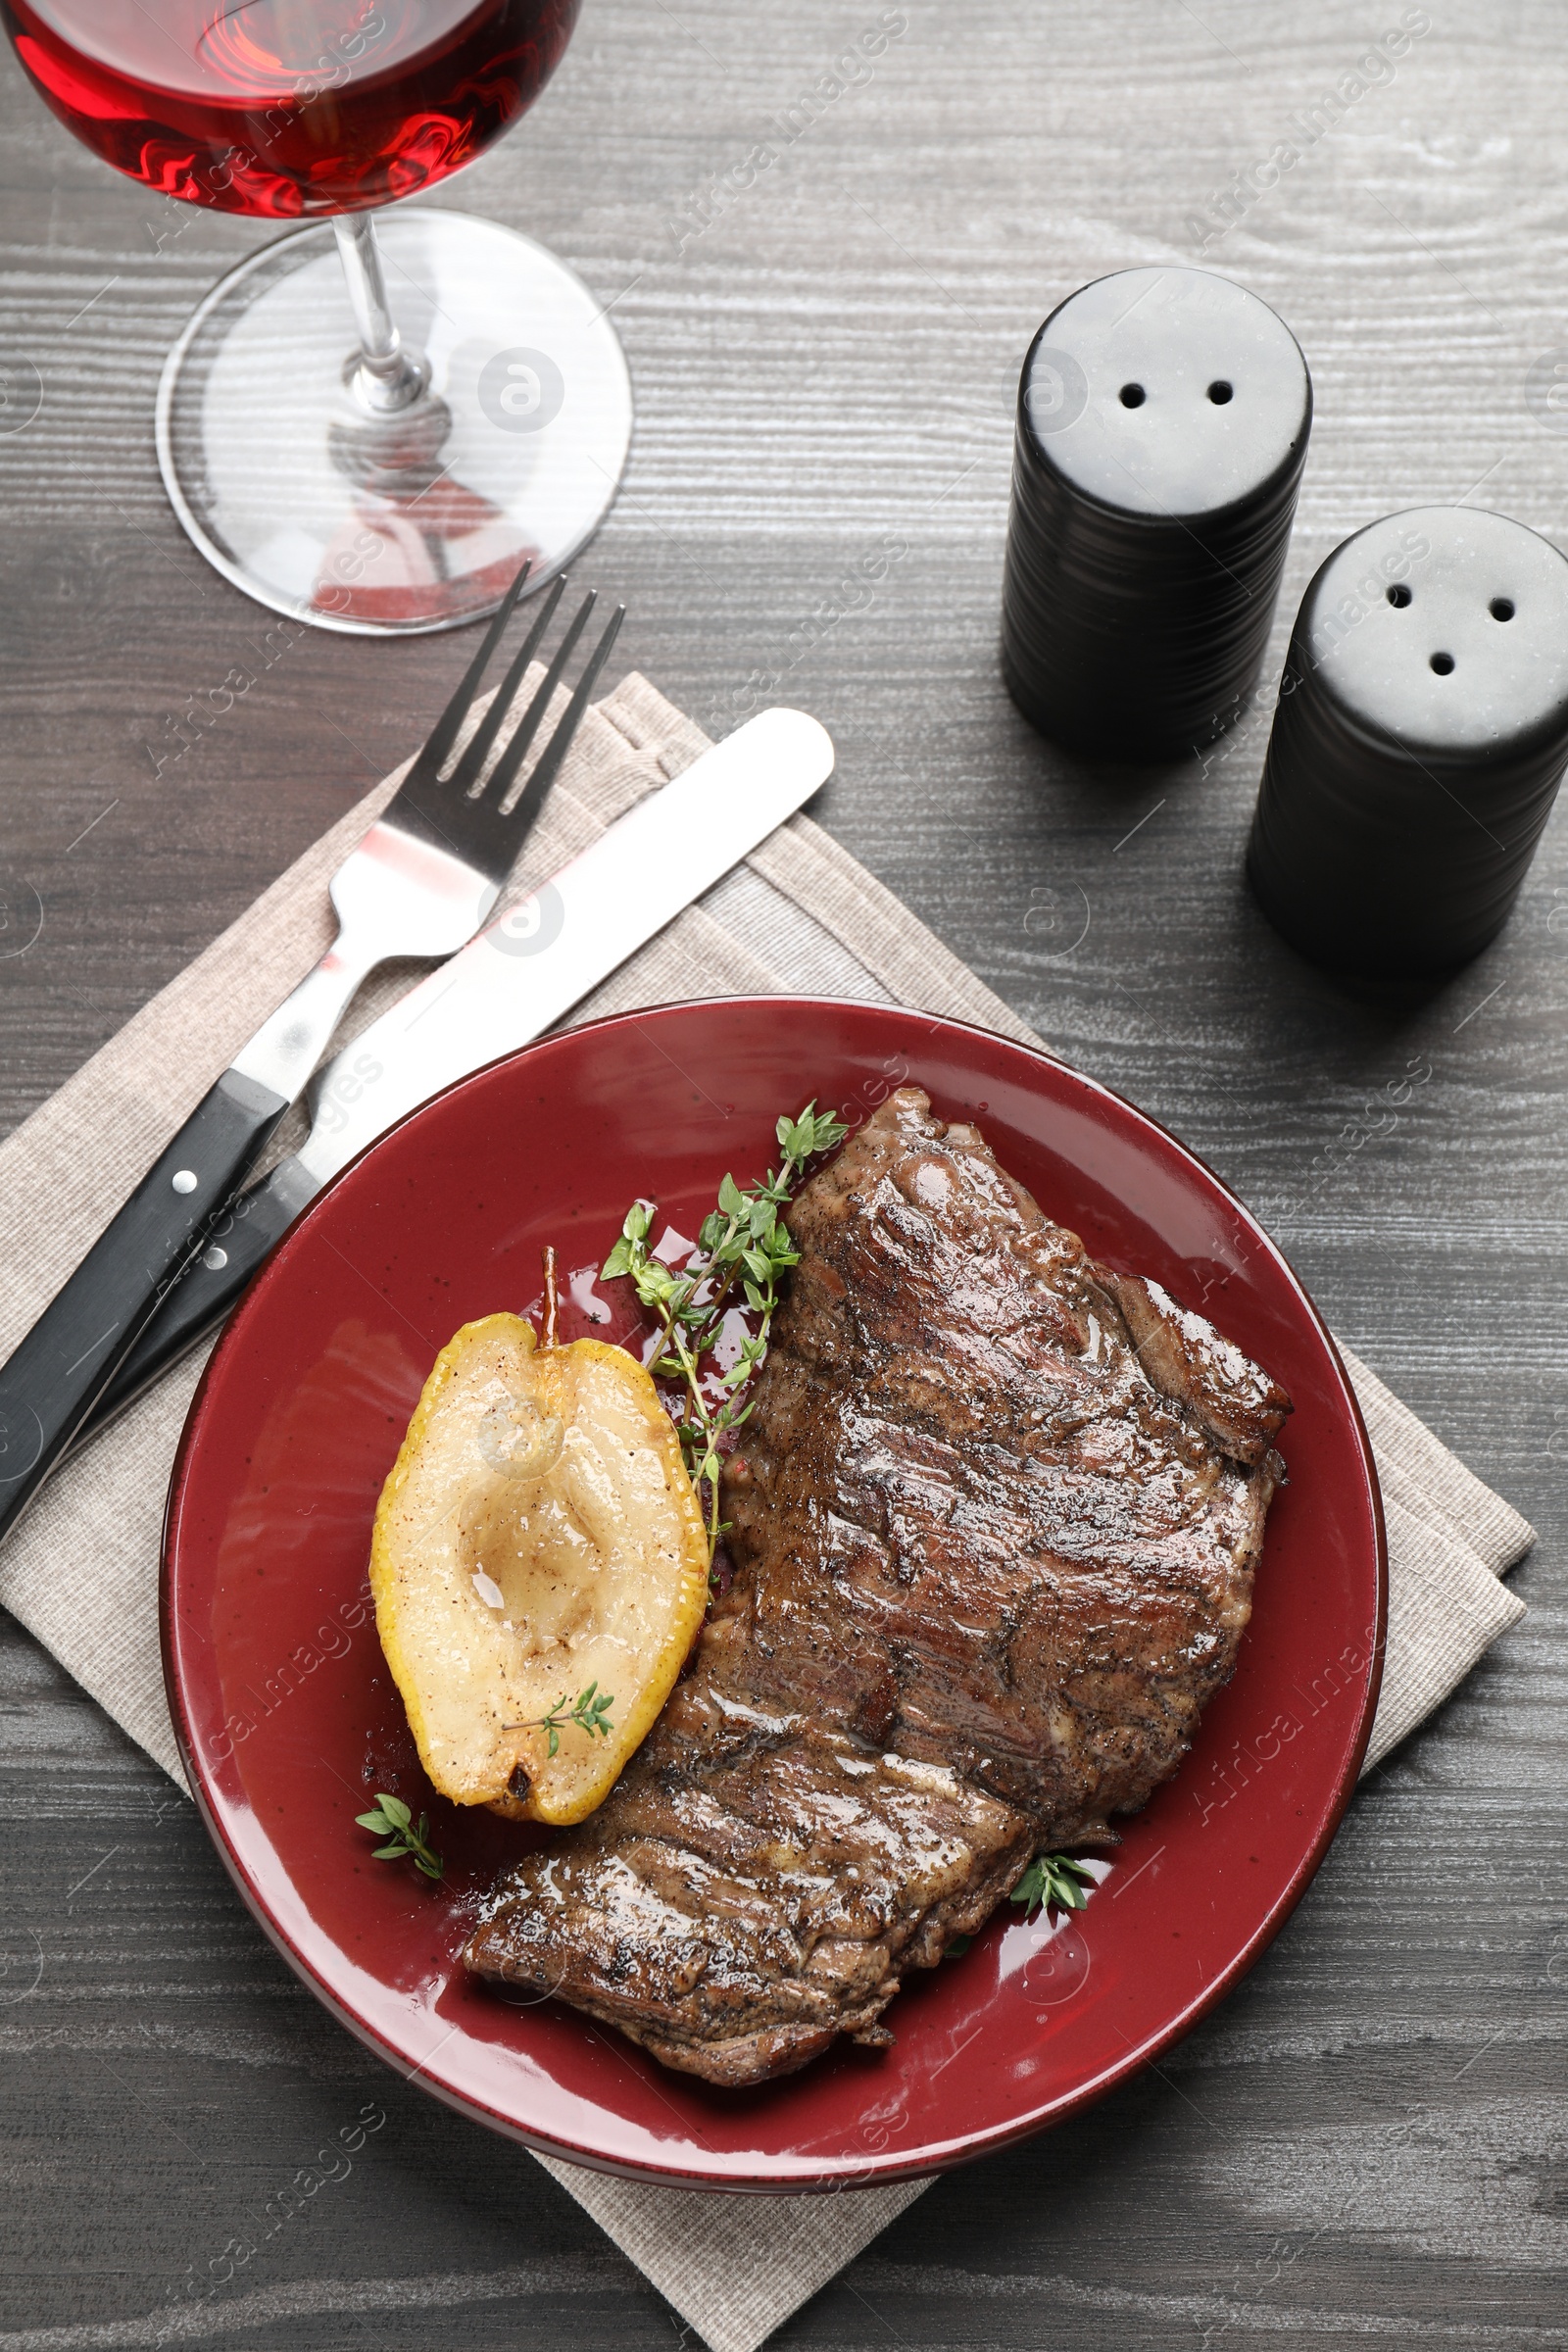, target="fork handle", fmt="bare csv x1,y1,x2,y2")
0,1069,287,1543
229,922,379,1102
